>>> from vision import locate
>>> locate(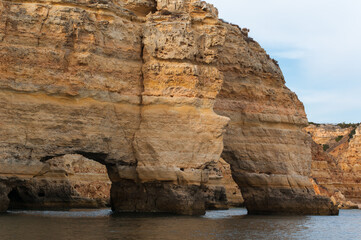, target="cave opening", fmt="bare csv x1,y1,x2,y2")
7,188,25,210
6,153,112,211
47,153,113,209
